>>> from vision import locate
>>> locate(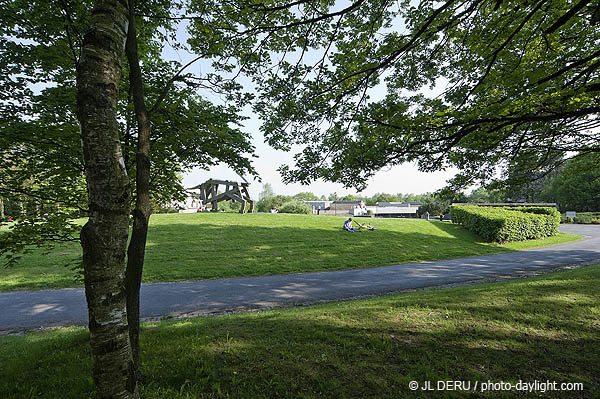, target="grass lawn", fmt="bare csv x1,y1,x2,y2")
1,264,598,398
0,213,581,291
